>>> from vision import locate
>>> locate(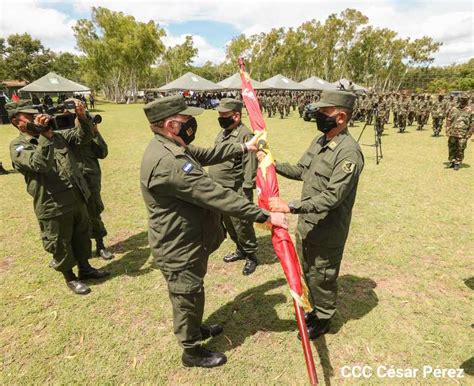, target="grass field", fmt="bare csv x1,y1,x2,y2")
1,101,473,385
